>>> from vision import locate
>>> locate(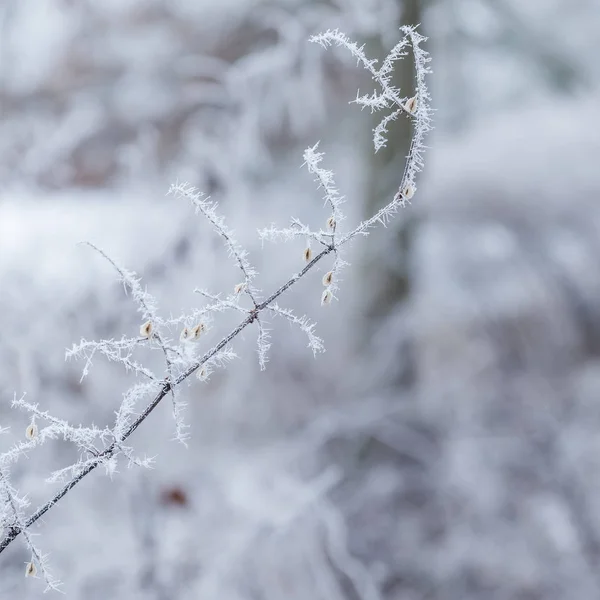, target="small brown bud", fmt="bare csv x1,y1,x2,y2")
322,271,333,286
402,184,415,200
234,282,246,294
160,485,188,508
404,95,417,114
180,327,190,342
327,216,336,230
190,323,205,340
140,320,153,339
197,367,207,381
303,247,312,262
25,561,37,578
25,423,38,441
321,289,332,306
